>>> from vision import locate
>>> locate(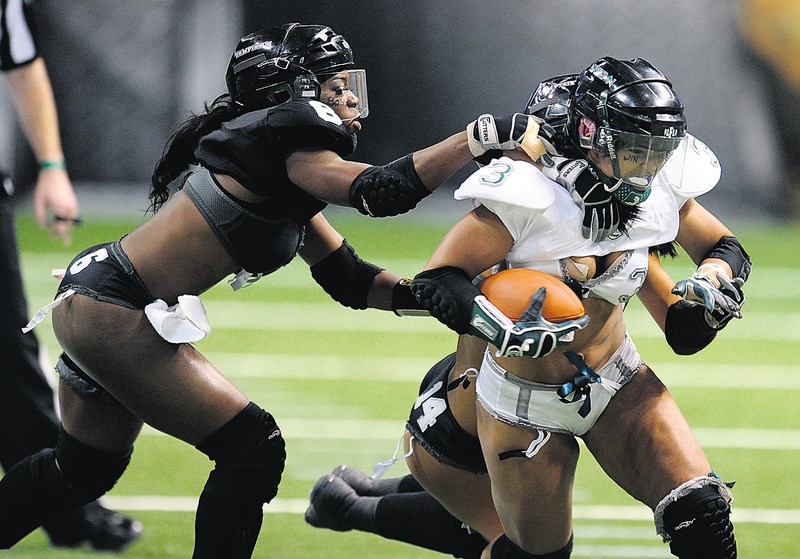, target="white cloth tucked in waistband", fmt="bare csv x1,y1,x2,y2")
144,295,211,343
